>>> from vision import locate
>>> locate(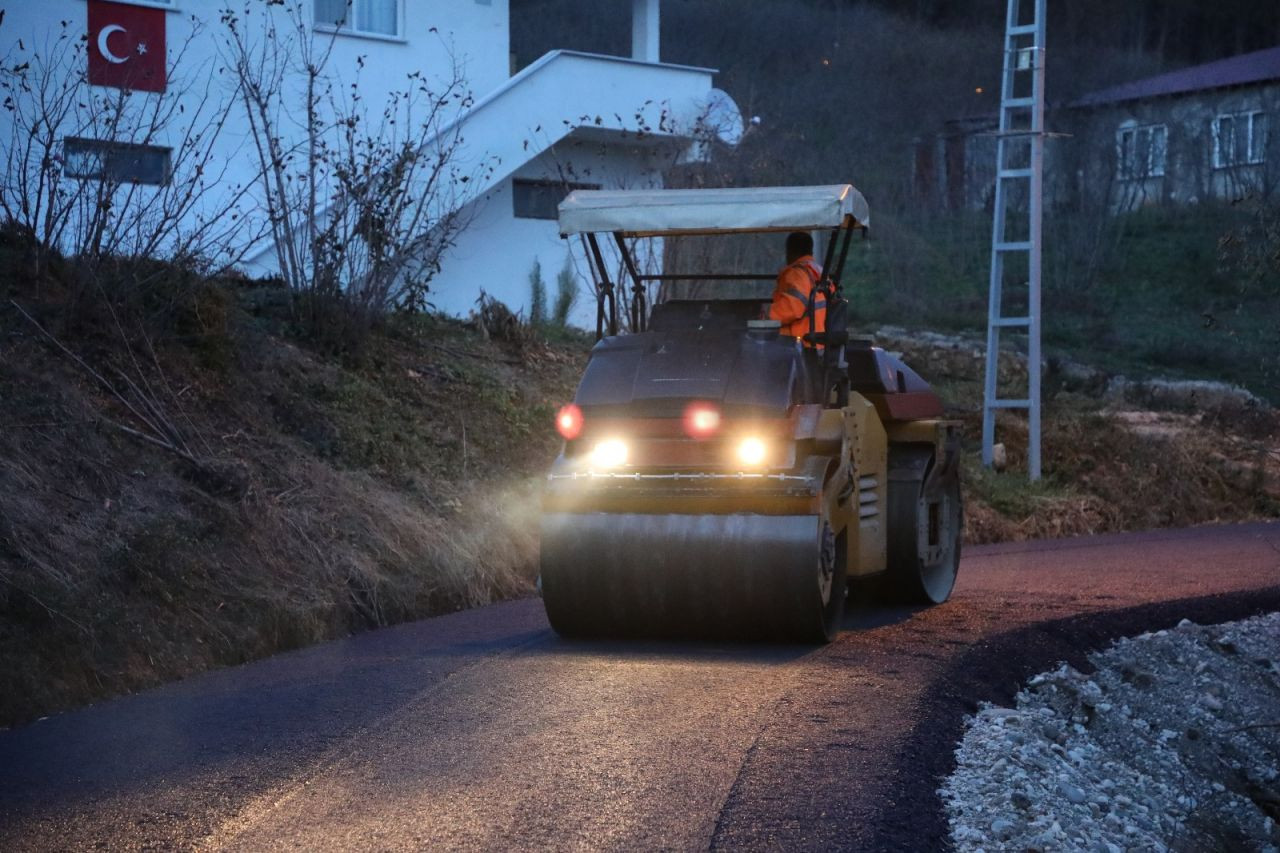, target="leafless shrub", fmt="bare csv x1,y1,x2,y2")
0,18,258,278
473,290,535,349
1219,195,1280,300
219,2,494,344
